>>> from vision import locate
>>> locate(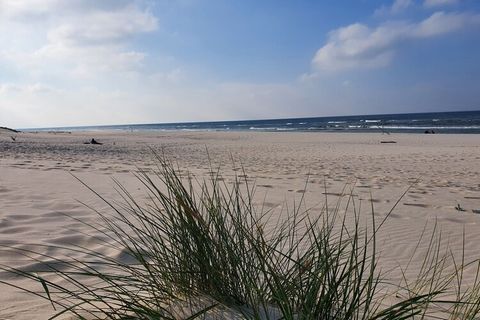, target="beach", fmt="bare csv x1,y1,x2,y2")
1,129,480,319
